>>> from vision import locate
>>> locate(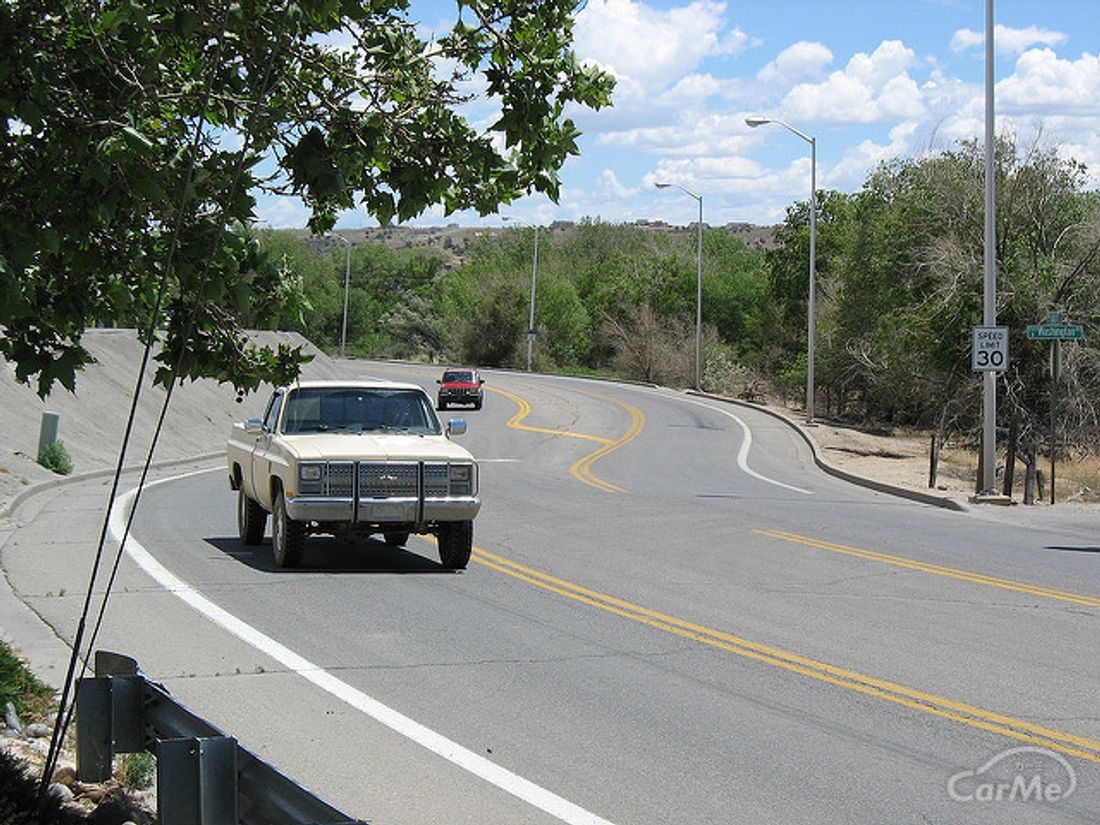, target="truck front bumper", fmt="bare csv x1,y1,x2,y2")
285,495,481,524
